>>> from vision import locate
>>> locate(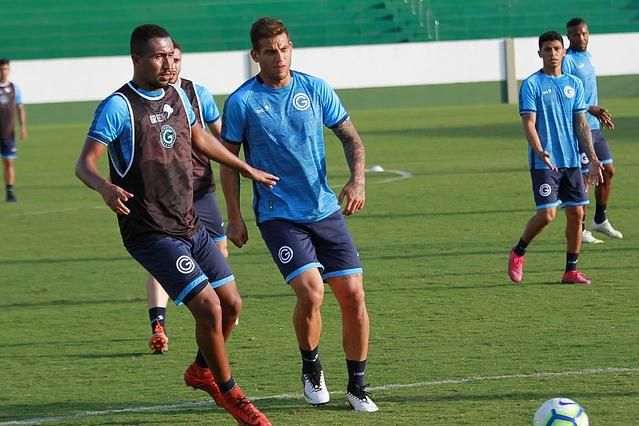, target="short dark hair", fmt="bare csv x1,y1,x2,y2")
130,24,171,56
250,17,289,50
538,31,564,49
566,17,587,29
171,39,182,51
0,58,9,66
